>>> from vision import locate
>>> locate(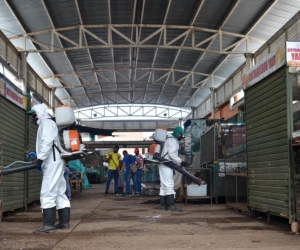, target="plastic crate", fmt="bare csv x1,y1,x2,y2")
186,184,207,196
